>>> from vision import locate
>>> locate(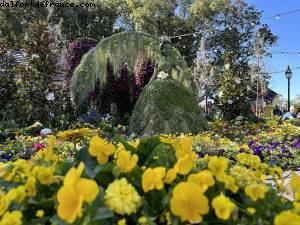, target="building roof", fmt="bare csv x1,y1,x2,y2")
248,88,279,102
